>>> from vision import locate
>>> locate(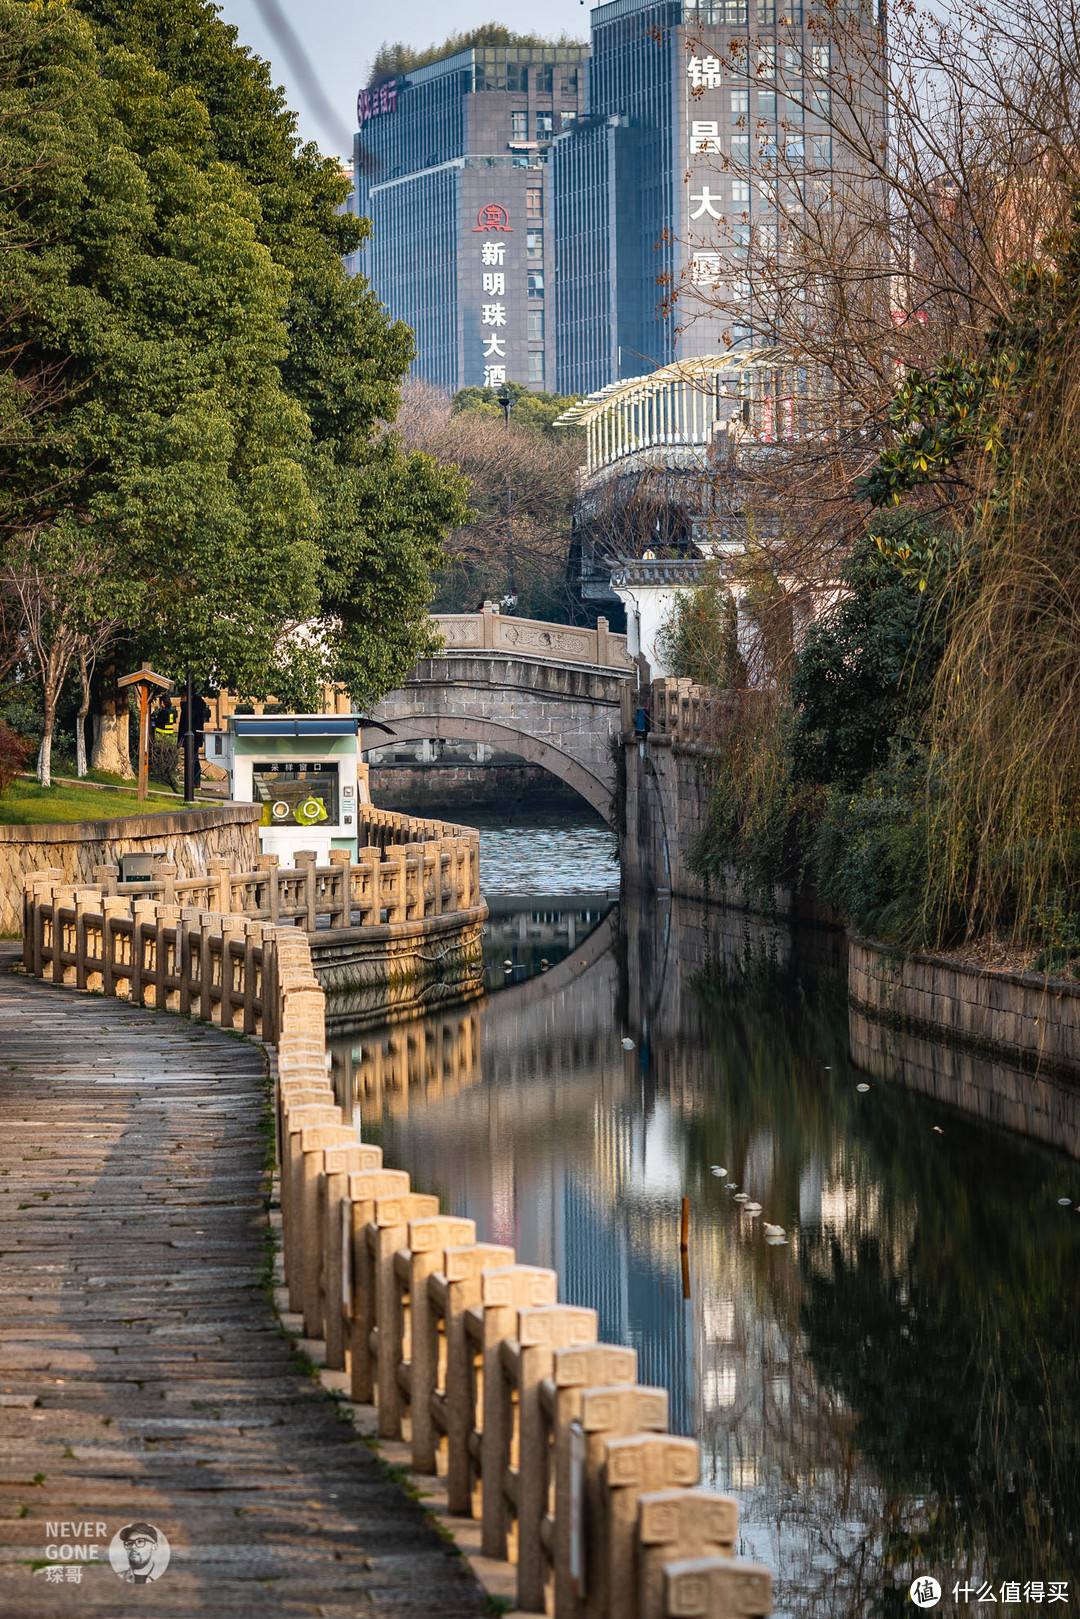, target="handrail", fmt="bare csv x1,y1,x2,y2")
20,883,775,1619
